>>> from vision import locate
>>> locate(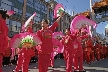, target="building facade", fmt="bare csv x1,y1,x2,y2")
0,0,49,37
58,13,71,33
0,0,72,37
48,0,72,33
